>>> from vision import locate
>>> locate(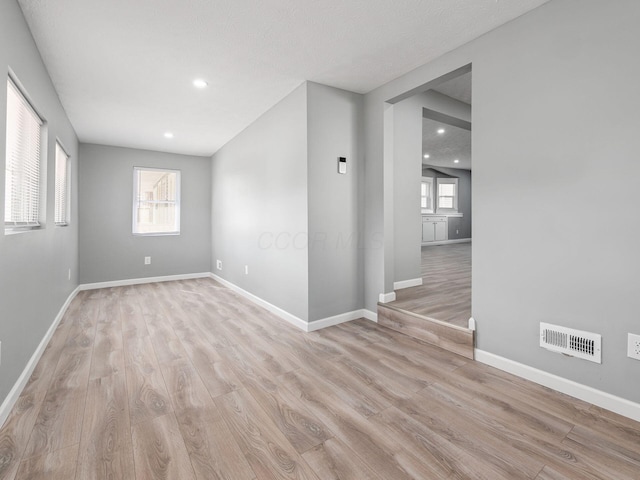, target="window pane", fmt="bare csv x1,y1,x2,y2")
440,184,455,196
421,198,427,208
54,142,69,224
439,197,453,208
5,79,42,228
133,168,180,235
